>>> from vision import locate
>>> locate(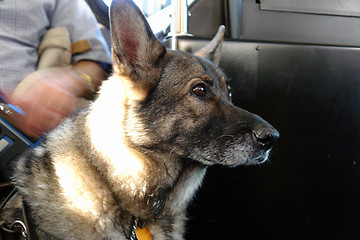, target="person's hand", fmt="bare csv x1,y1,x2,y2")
10,67,87,137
